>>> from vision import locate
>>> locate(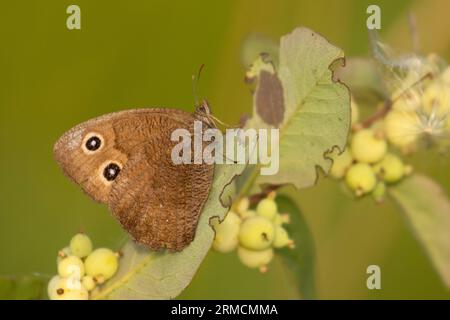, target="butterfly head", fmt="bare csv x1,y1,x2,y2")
194,99,217,128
